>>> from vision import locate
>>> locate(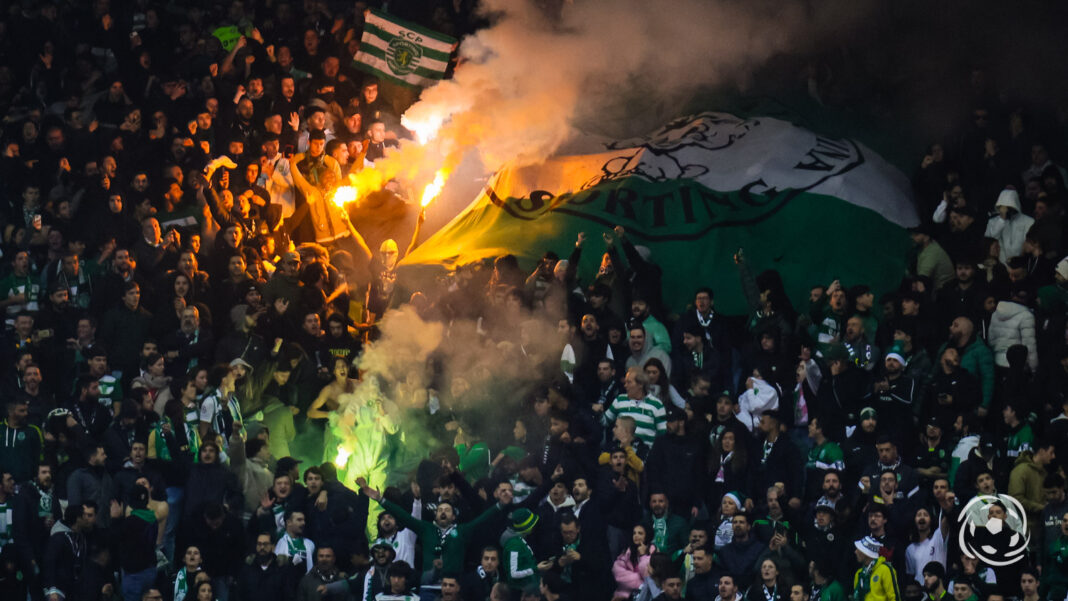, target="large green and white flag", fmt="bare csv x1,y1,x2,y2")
400,112,921,314
354,9,457,88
